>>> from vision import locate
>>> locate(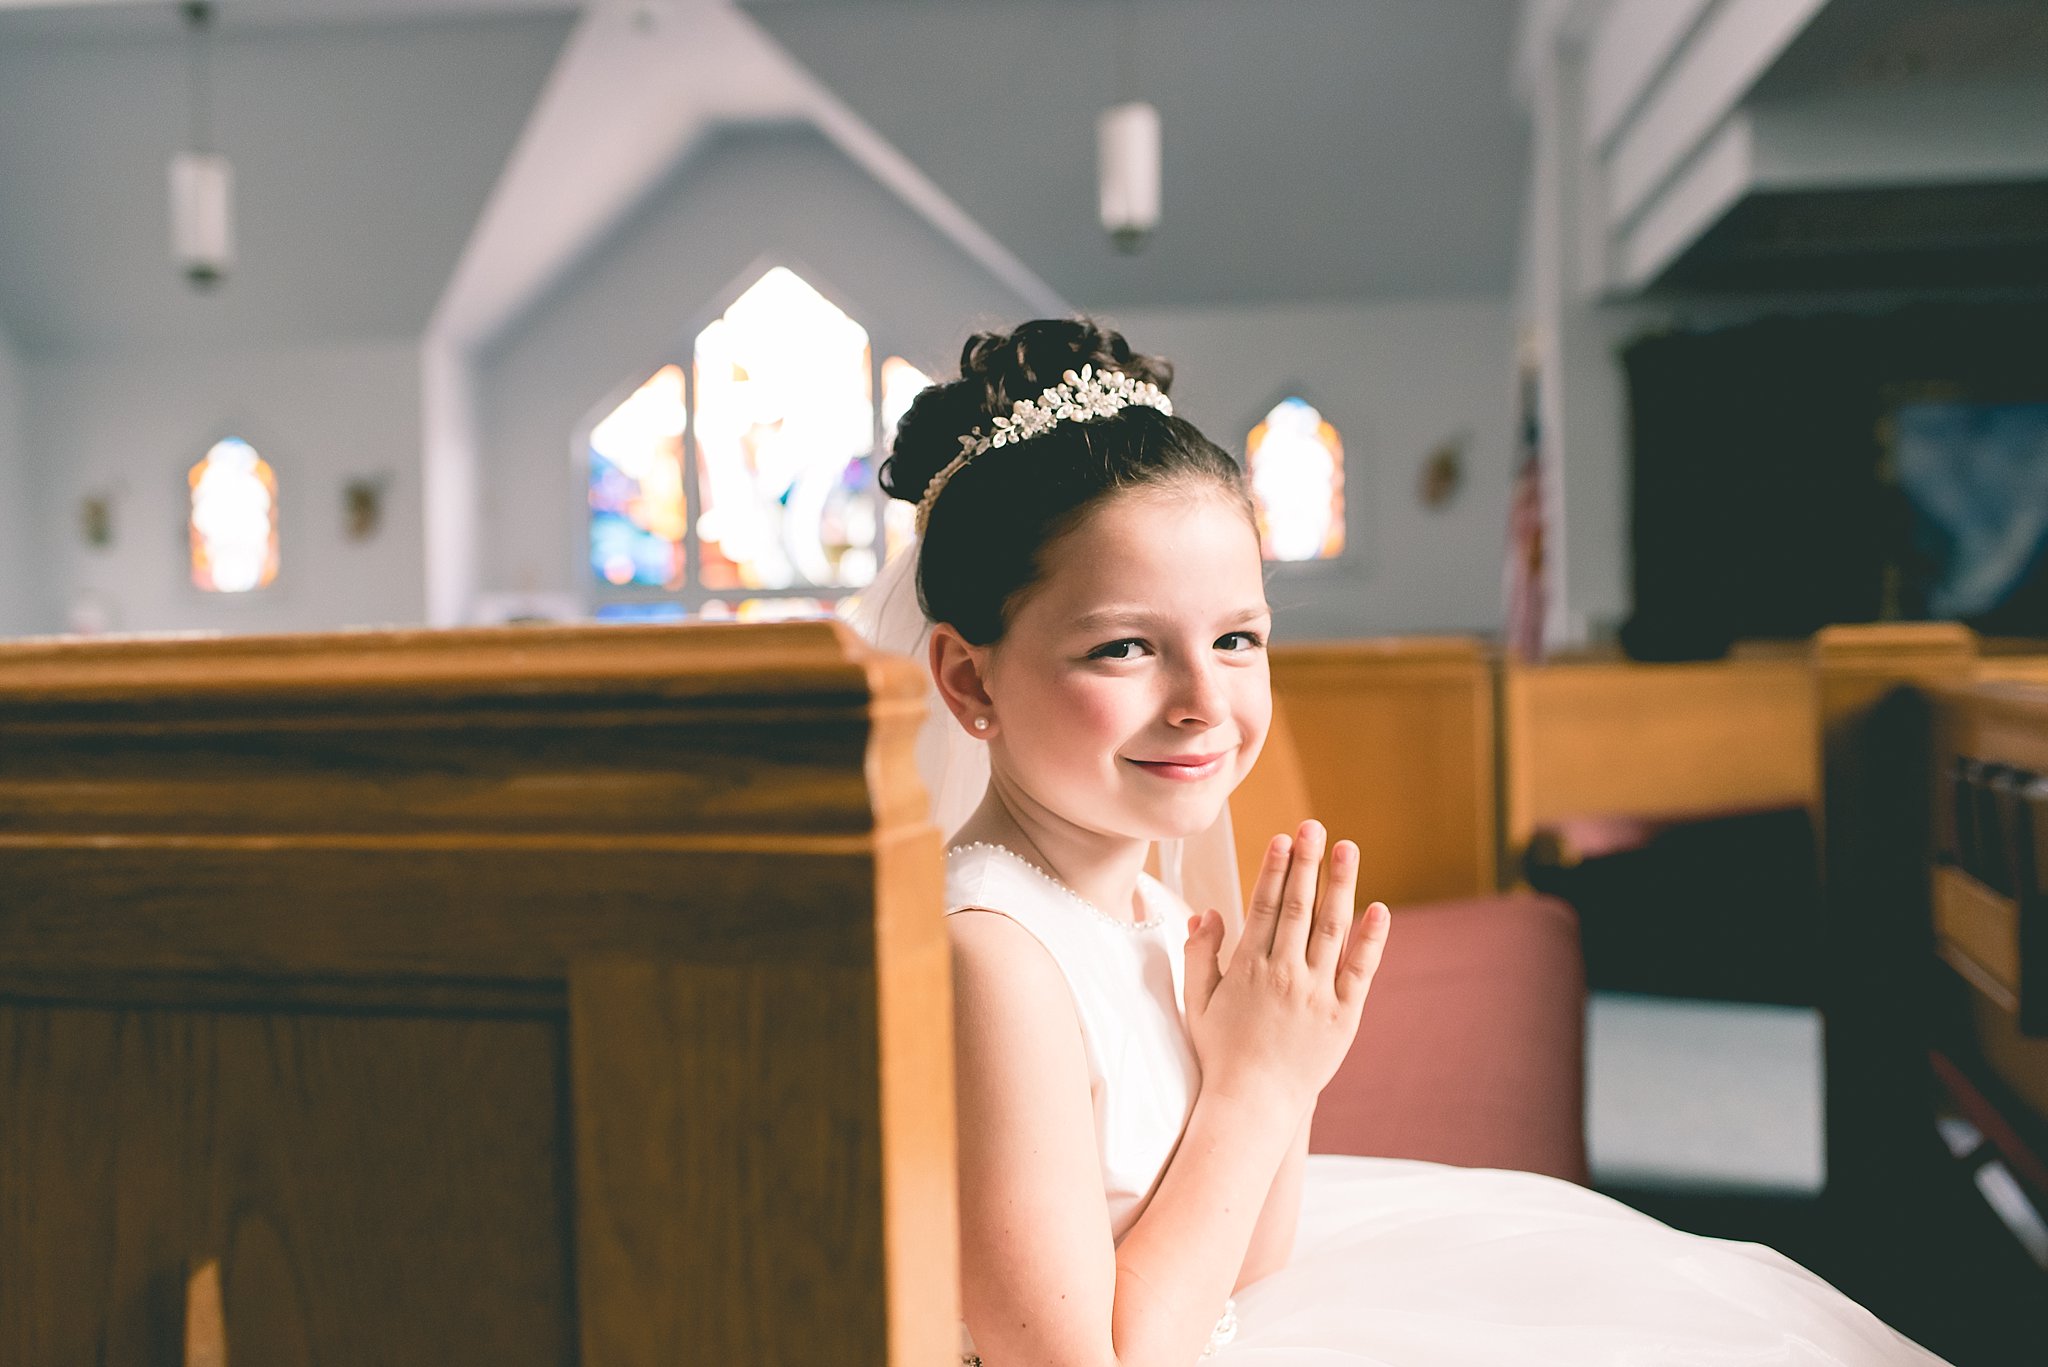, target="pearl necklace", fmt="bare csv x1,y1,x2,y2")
947,842,1166,933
